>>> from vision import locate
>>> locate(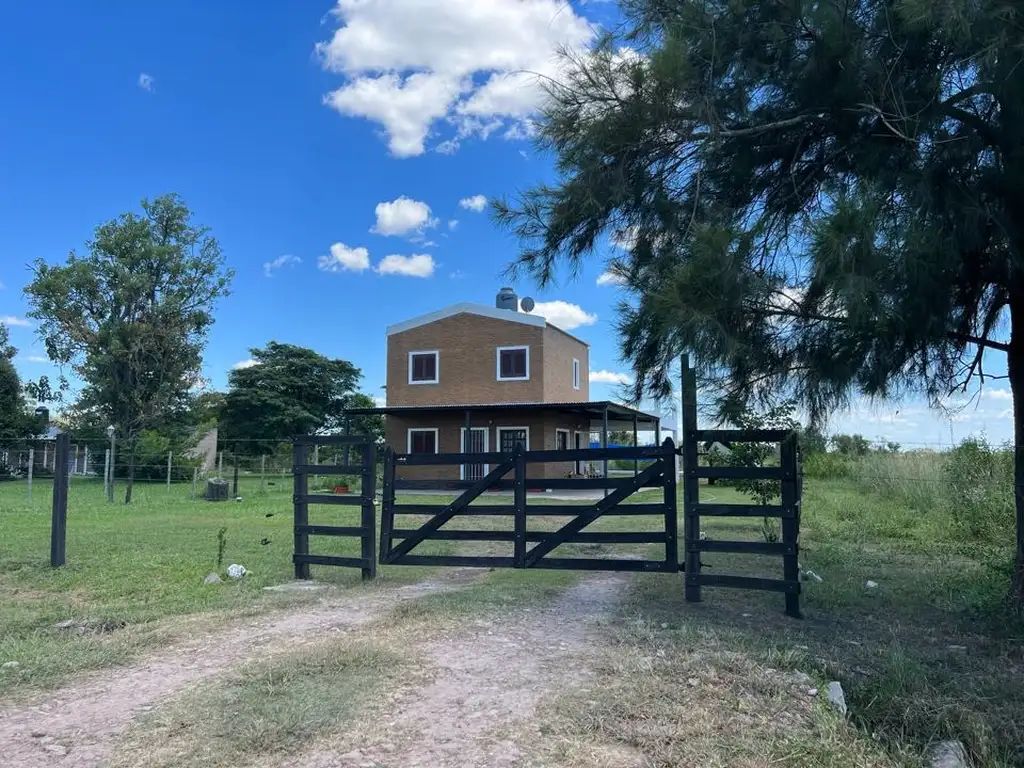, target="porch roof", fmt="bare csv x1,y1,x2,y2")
343,400,661,426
